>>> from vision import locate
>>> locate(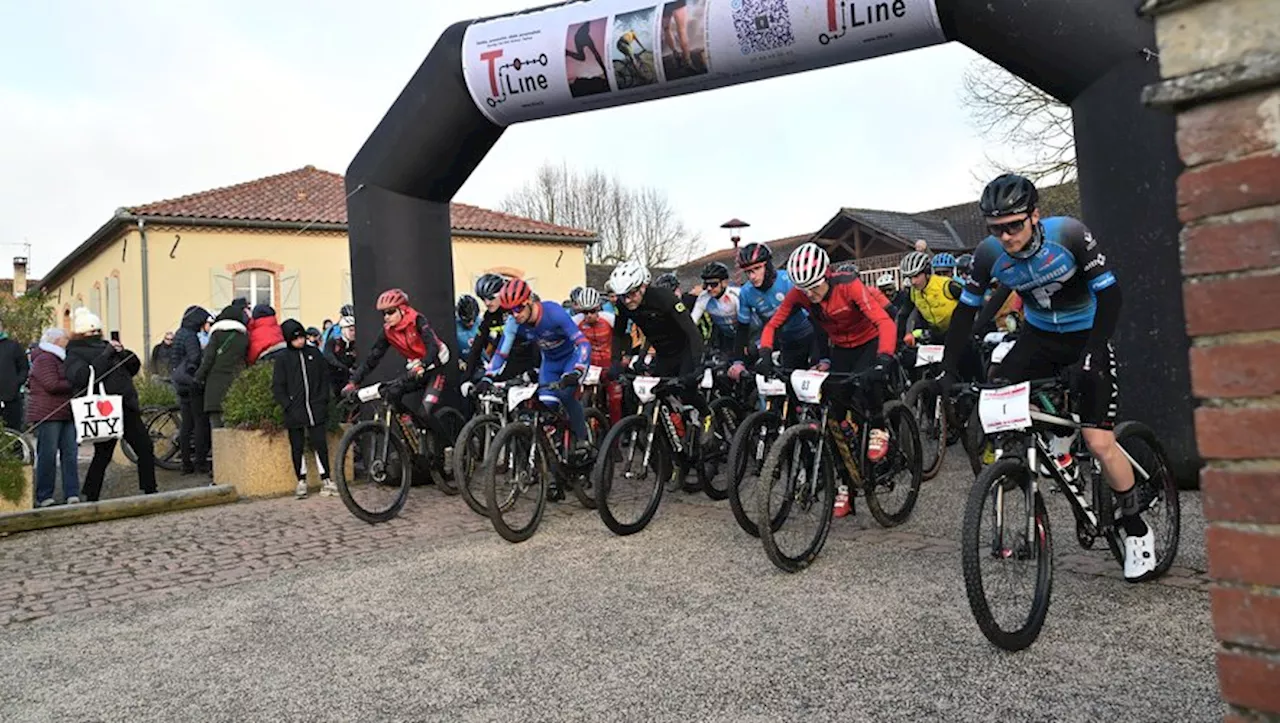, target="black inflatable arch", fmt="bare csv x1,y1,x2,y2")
345,0,1196,482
